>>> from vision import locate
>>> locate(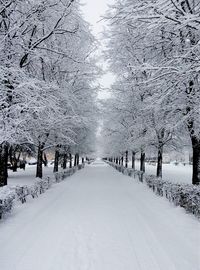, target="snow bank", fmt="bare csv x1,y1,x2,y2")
0,164,85,219
106,161,200,219
8,165,54,187
128,161,192,184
